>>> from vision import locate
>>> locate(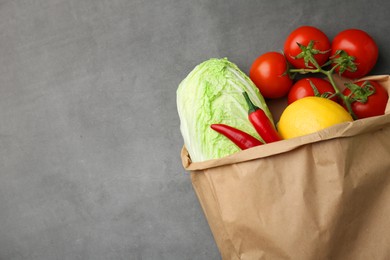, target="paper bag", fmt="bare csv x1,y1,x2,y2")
181,75,390,259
